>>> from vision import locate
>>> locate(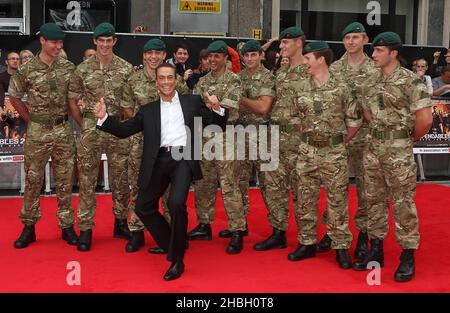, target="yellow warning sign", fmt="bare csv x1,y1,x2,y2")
252,29,262,40
179,0,221,14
